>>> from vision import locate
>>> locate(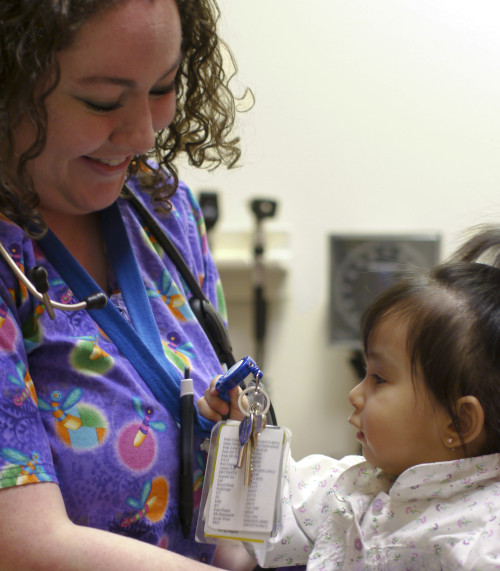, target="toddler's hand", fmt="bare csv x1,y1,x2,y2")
197,376,245,423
